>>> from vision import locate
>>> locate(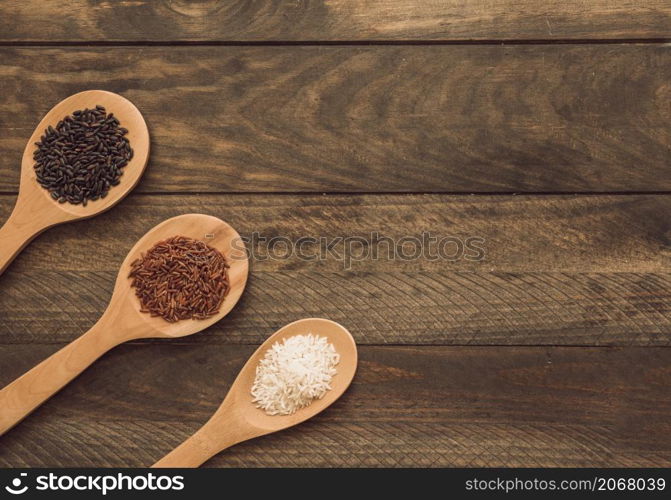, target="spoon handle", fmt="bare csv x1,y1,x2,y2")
0,321,121,436
152,427,220,468
152,415,249,468
0,200,52,276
